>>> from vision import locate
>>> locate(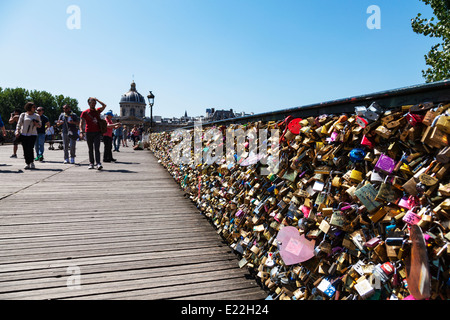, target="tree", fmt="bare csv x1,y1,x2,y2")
412,0,450,82
29,90,58,121
0,87,79,128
